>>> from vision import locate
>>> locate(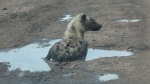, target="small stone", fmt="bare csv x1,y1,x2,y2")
3,7,7,10
92,39,96,41
60,67,63,69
